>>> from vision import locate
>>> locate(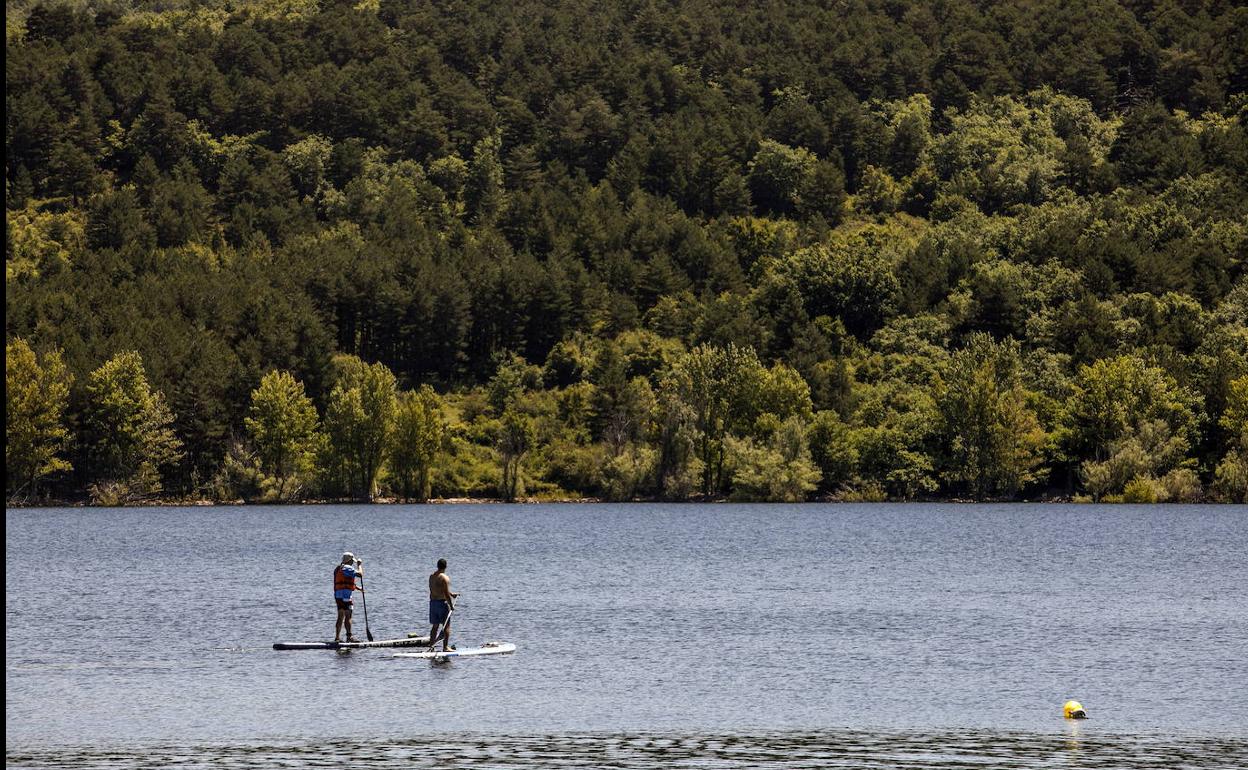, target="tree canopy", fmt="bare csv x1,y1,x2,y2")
6,0,1246,503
